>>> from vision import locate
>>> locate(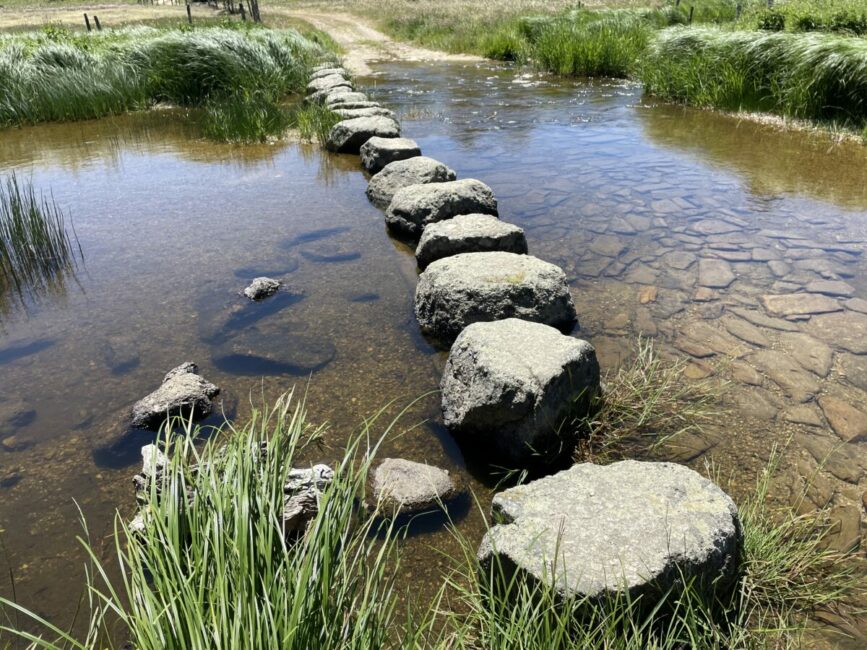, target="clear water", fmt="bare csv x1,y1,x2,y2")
1,61,865,645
